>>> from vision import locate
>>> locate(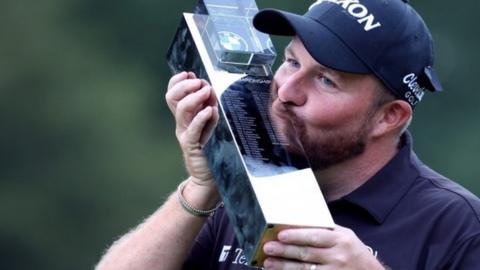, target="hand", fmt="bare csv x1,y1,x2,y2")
262,225,385,270
165,71,219,185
